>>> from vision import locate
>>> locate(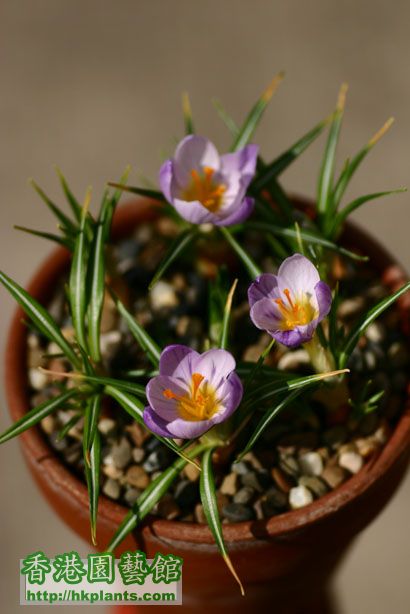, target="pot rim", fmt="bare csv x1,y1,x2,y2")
4,198,410,546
